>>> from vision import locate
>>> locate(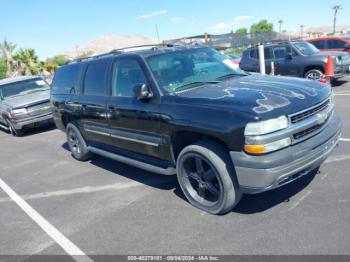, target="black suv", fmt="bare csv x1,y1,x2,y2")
51,45,342,214
240,40,350,80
